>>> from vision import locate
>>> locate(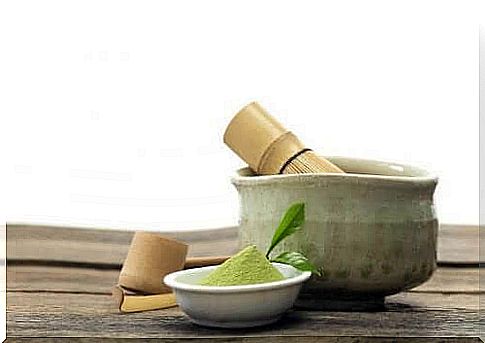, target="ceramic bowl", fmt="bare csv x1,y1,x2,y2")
232,156,438,309
164,263,311,328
